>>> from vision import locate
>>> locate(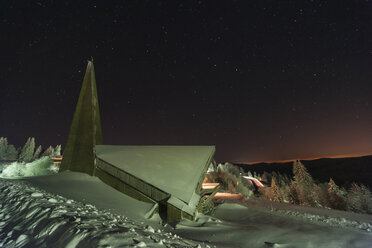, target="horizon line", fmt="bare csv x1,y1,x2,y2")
233,153,372,165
